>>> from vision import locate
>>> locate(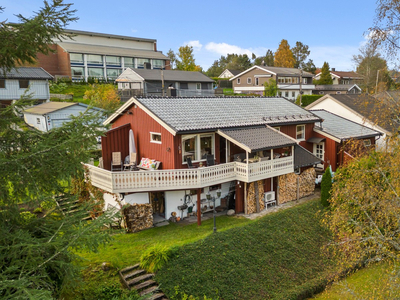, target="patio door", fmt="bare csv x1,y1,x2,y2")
313,142,325,168
150,192,165,217
220,137,227,164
